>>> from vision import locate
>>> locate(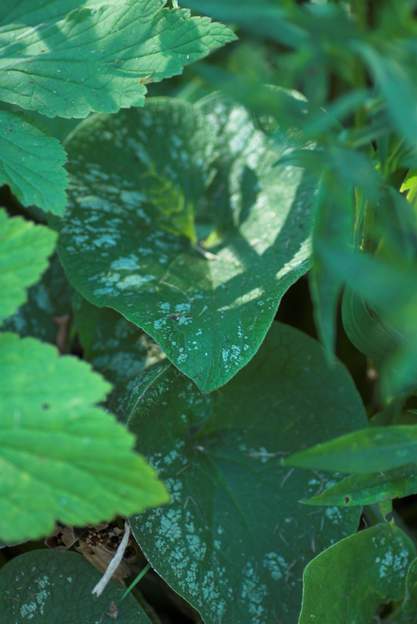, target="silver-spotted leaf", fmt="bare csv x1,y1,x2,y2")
0,0,235,118
0,209,56,324
127,323,366,624
0,549,151,623
59,97,315,392
0,332,168,542
299,524,416,624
